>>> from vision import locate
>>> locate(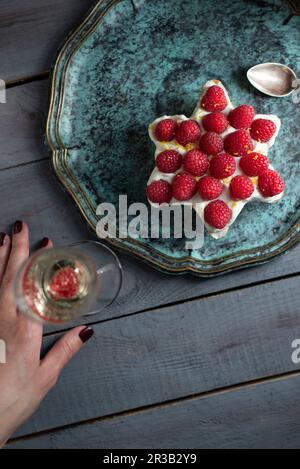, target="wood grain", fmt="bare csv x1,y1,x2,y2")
0,81,50,169
0,0,96,82
9,372,300,448
11,275,300,437
0,160,92,245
